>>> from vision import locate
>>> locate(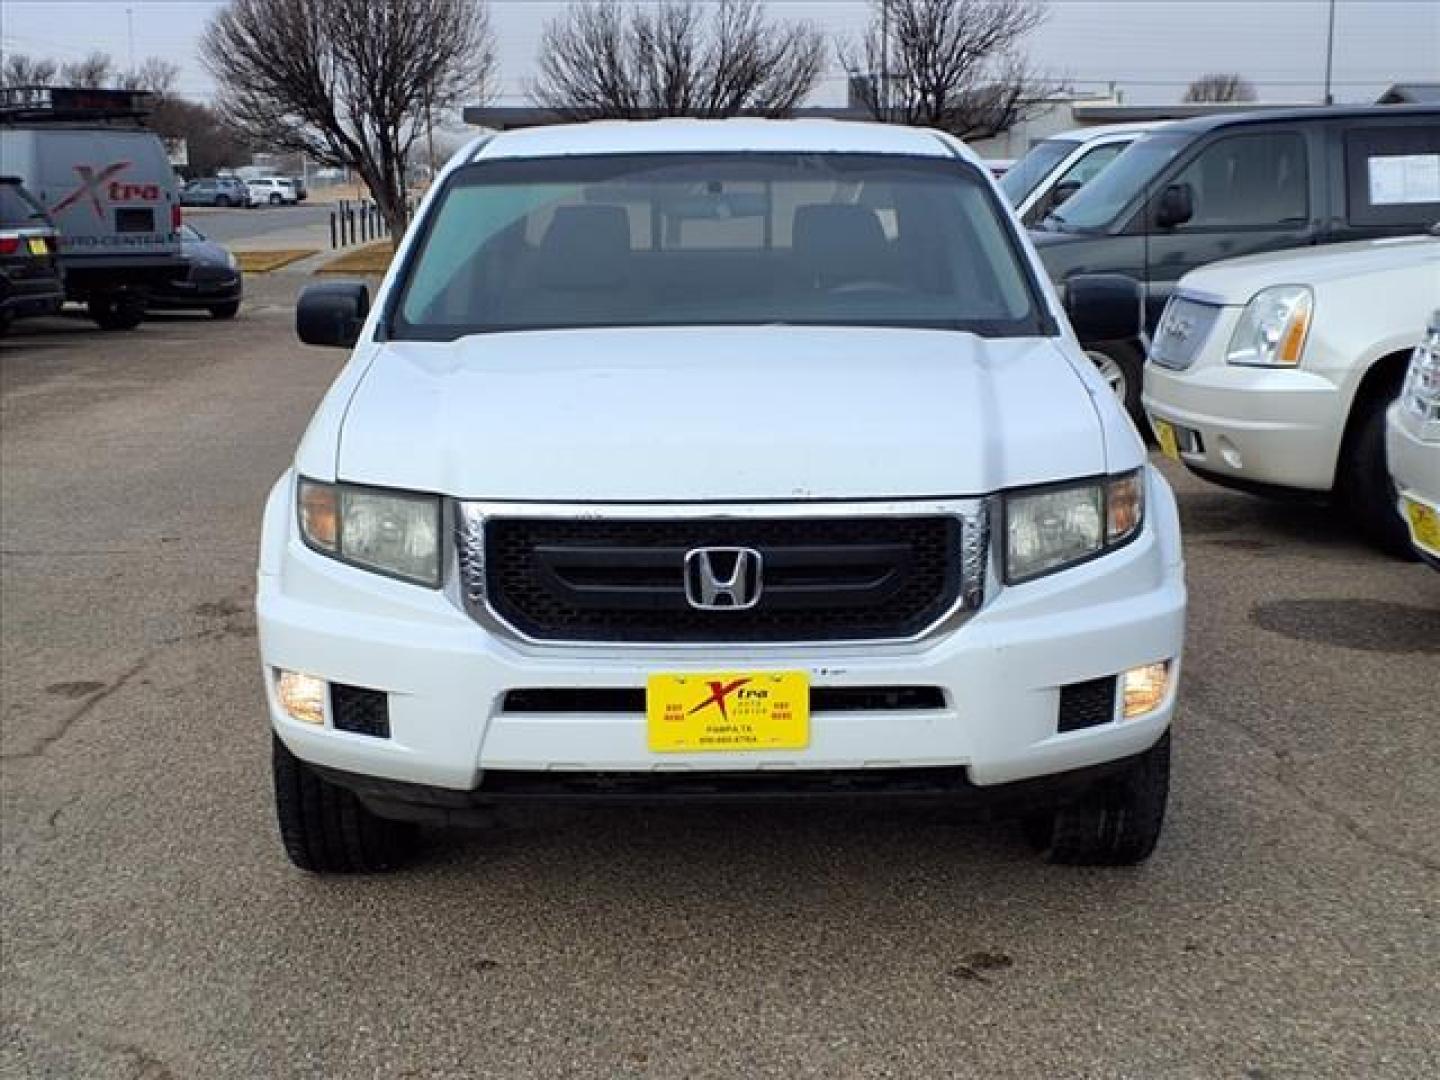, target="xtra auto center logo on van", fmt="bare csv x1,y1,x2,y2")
49,162,161,219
